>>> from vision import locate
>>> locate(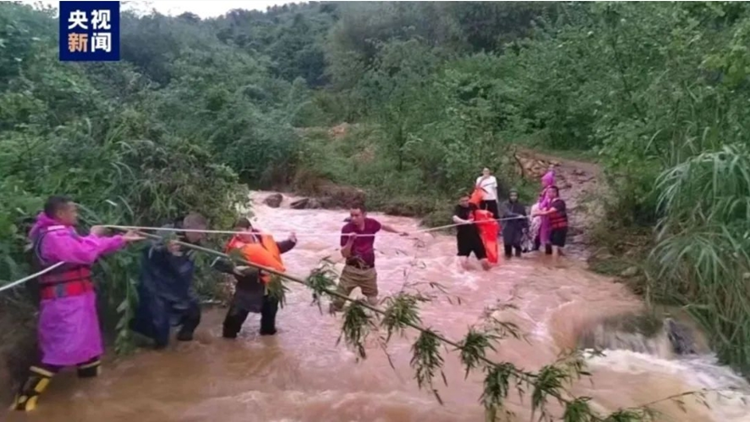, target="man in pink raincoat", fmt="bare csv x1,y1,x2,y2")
12,195,143,412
